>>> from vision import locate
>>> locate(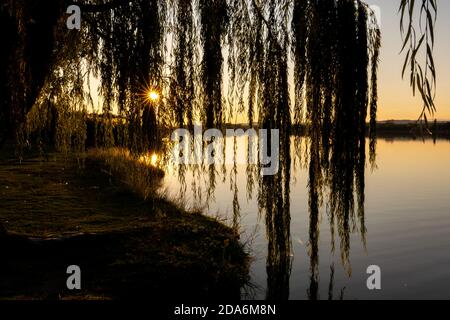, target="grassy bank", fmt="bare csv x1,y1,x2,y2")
0,147,249,300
